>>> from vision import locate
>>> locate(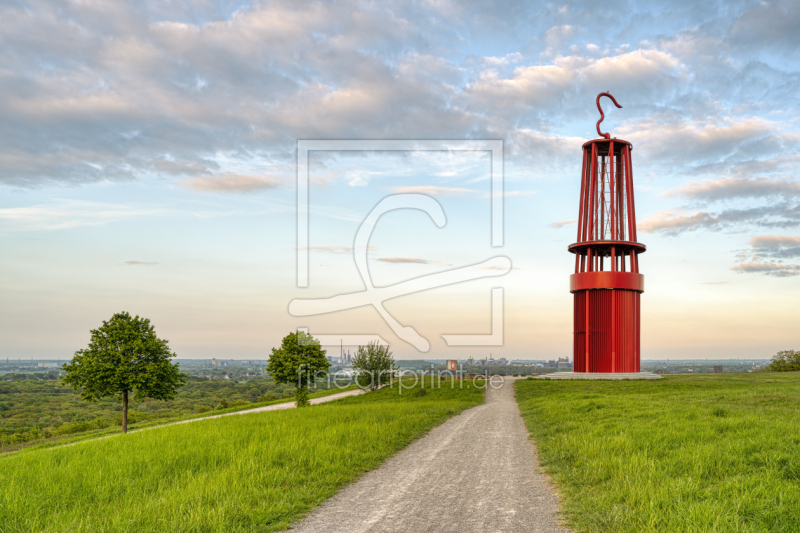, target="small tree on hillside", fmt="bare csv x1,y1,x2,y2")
267,331,330,407
352,341,396,391
767,349,800,372
62,312,186,433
